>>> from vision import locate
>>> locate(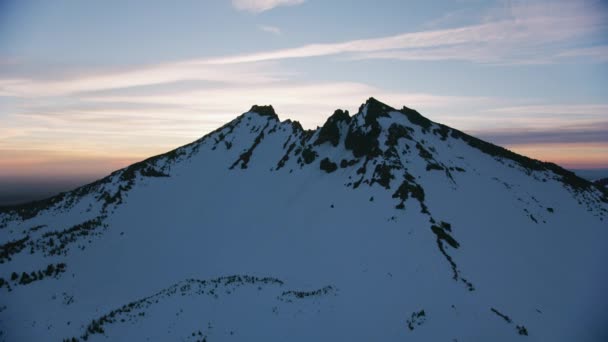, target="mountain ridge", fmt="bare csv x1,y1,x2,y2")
1,98,607,341
0,97,604,220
